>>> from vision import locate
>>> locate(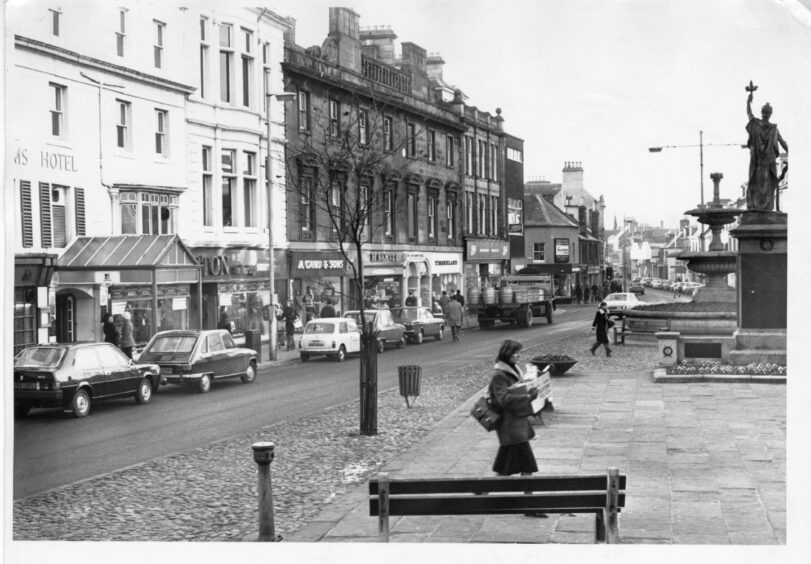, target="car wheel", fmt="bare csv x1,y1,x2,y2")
241,361,257,383
300,353,310,362
135,378,152,404
415,330,424,344
334,345,346,362
397,335,406,349
198,374,212,393
72,388,91,418
377,339,385,354
14,404,30,419
436,326,444,341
